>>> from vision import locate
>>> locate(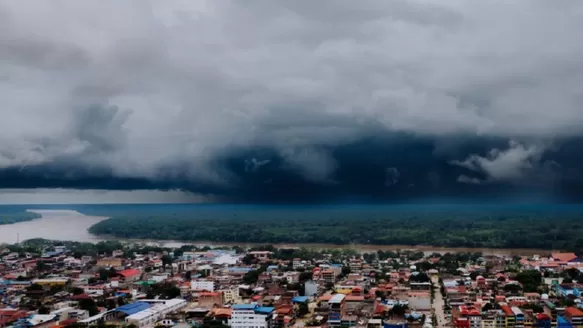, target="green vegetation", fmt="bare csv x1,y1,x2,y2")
0,207,41,225
86,205,583,250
